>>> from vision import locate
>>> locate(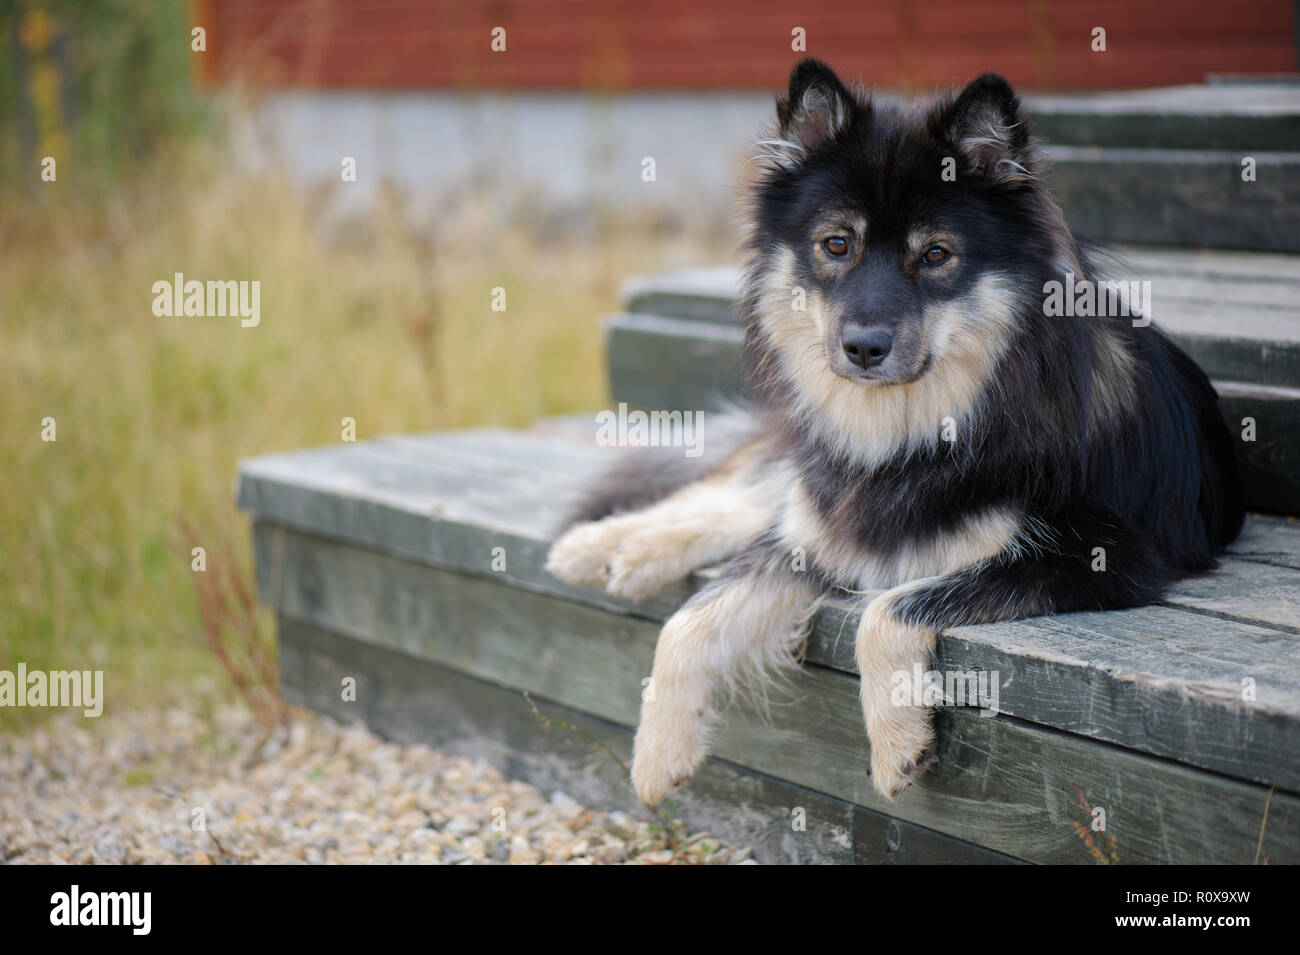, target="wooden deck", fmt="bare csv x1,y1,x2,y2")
237,418,1300,863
